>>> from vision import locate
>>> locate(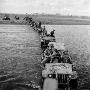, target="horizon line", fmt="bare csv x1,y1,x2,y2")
0,12,90,17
